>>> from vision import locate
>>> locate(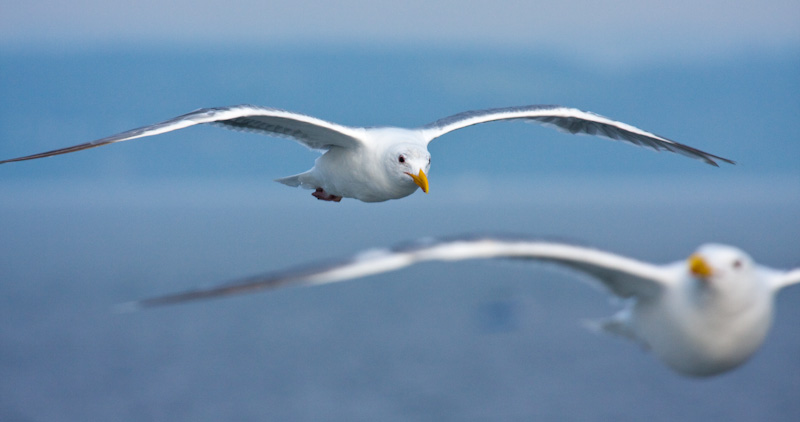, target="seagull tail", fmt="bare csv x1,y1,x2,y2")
275,171,315,189
582,310,637,342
